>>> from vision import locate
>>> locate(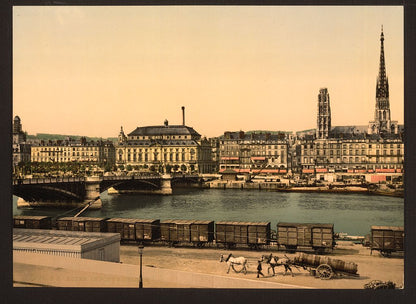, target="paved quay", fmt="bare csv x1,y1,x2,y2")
13,251,309,288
